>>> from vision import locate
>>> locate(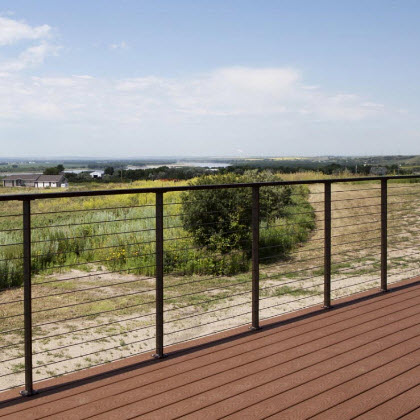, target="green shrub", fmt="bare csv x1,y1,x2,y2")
179,171,315,275
181,171,295,254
